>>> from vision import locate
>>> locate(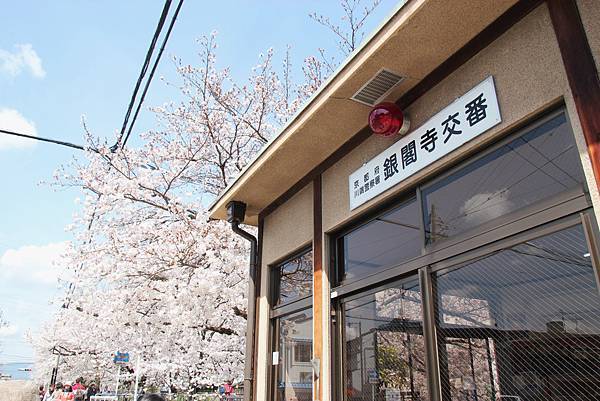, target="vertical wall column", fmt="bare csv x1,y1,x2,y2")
253,216,270,401
419,267,442,401
547,0,600,192
313,175,329,401
252,218,264,401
